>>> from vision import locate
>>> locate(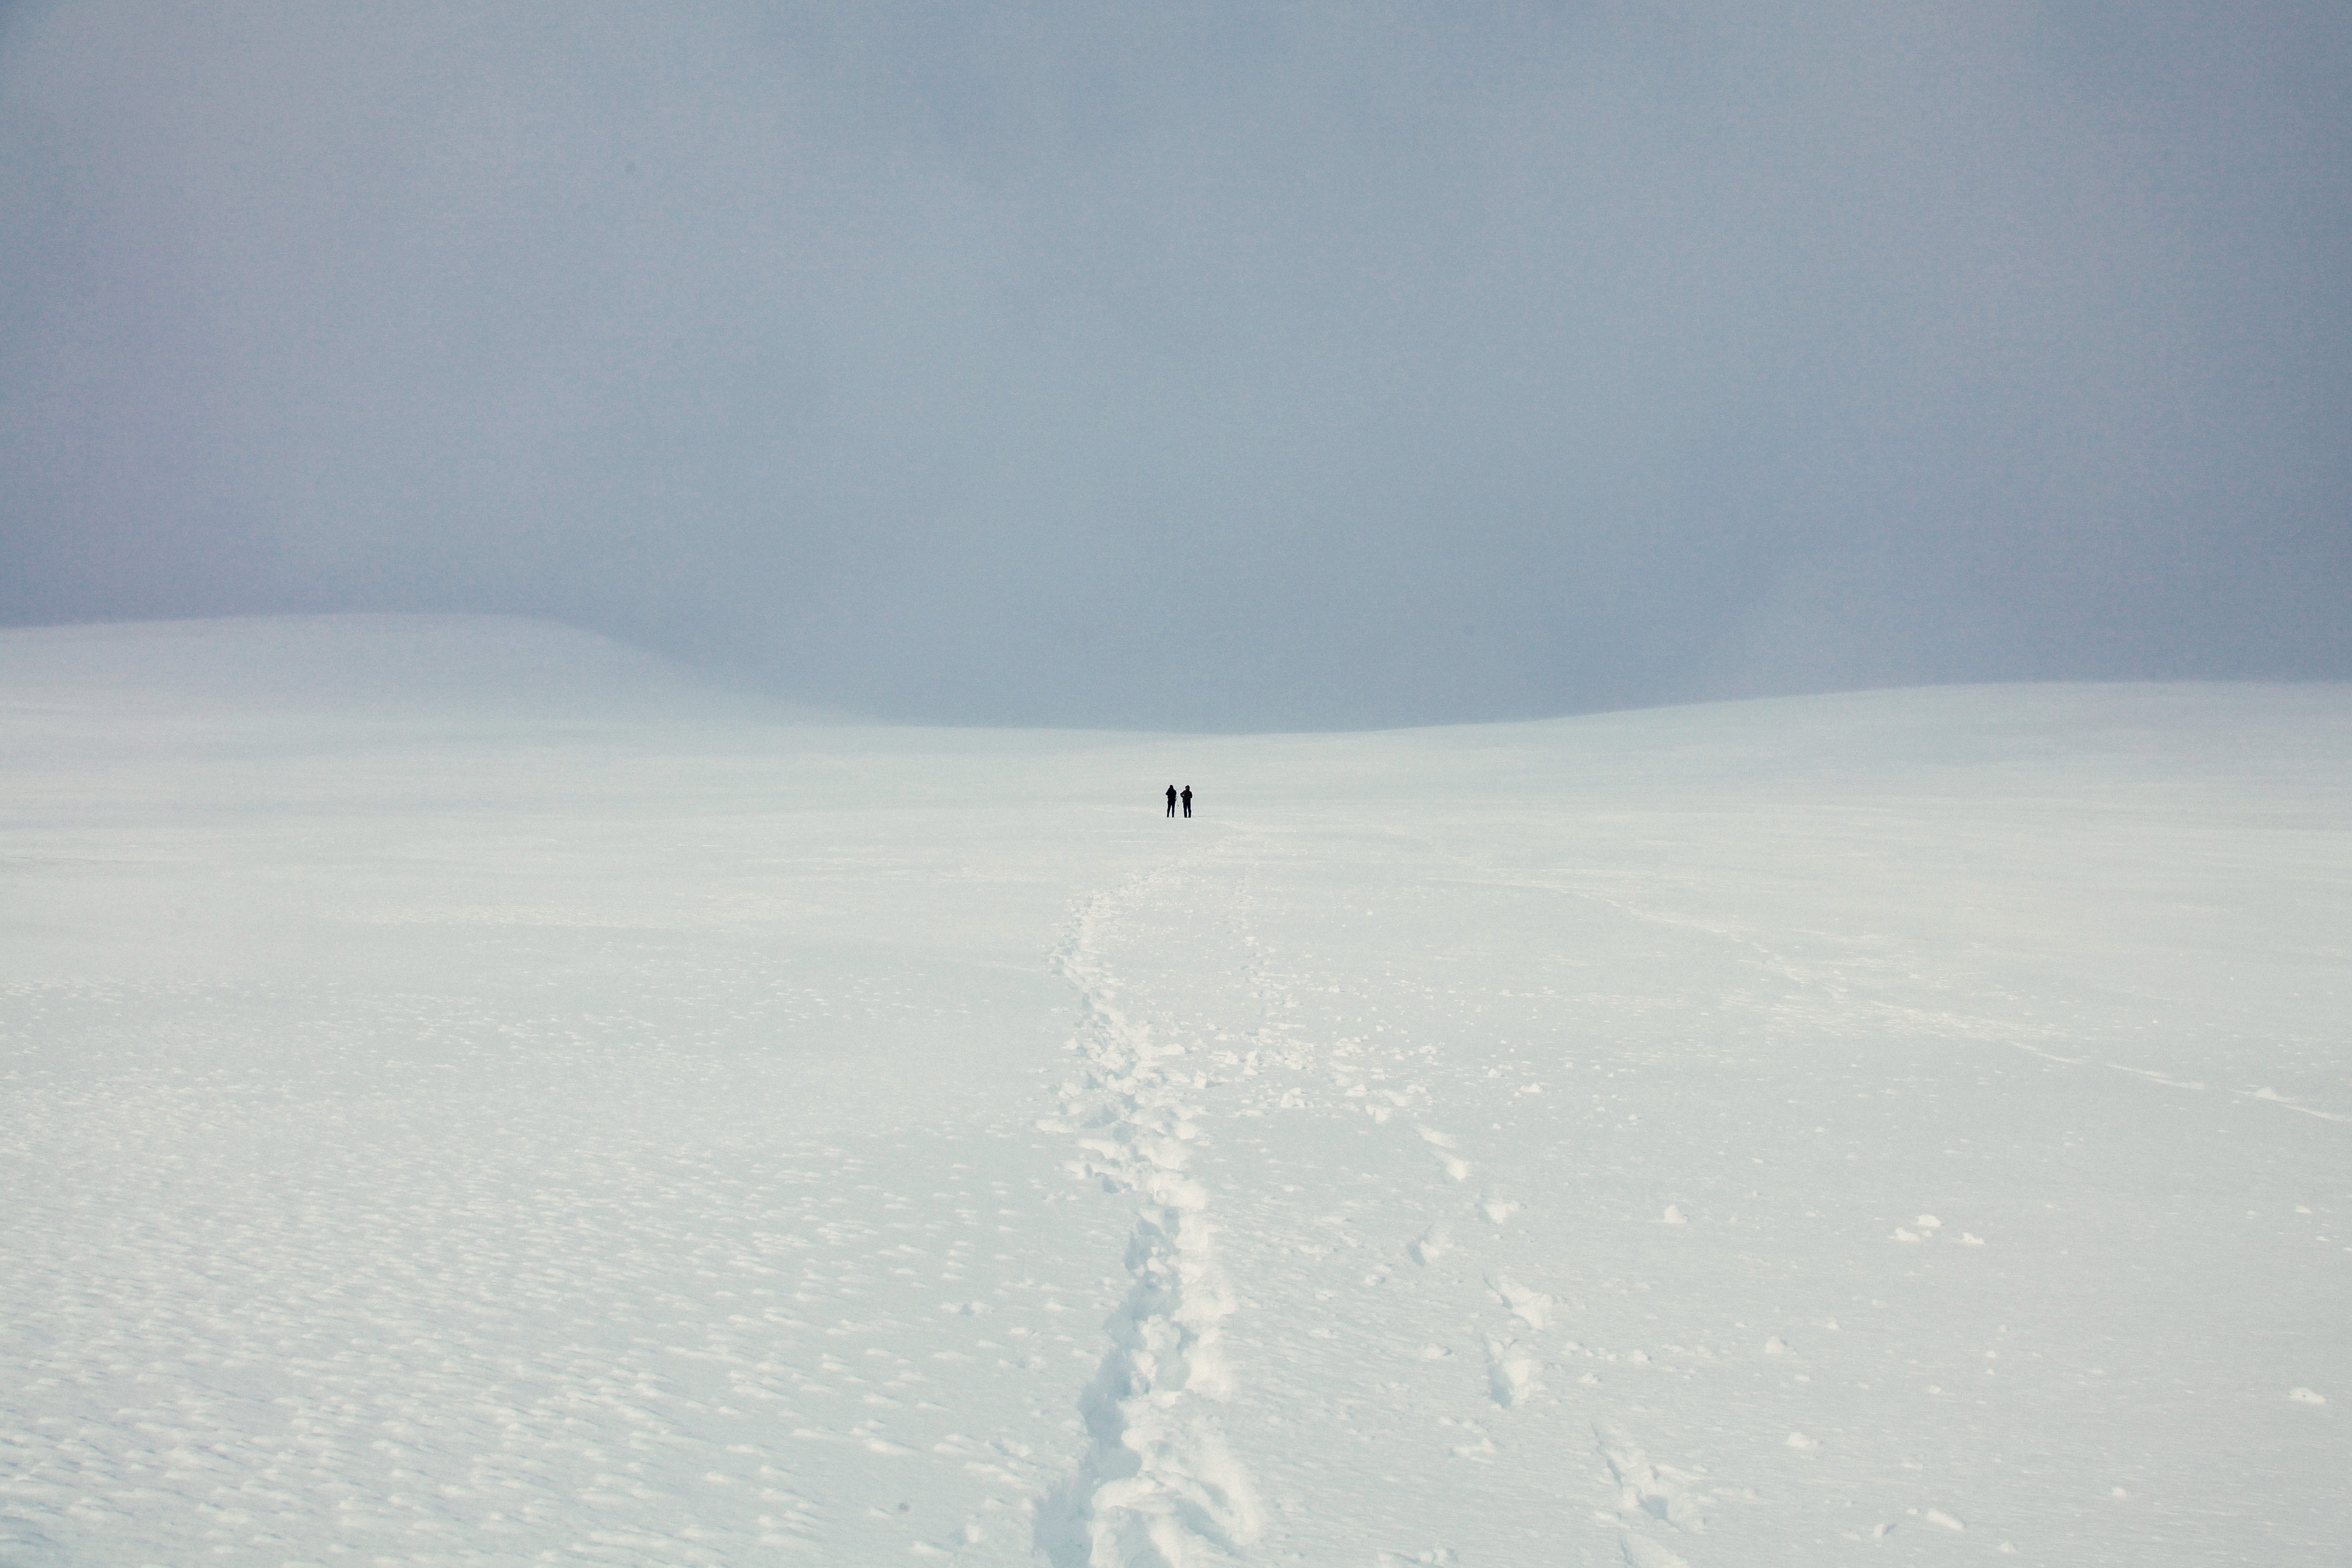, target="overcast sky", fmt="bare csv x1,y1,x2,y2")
2,1,2346,728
